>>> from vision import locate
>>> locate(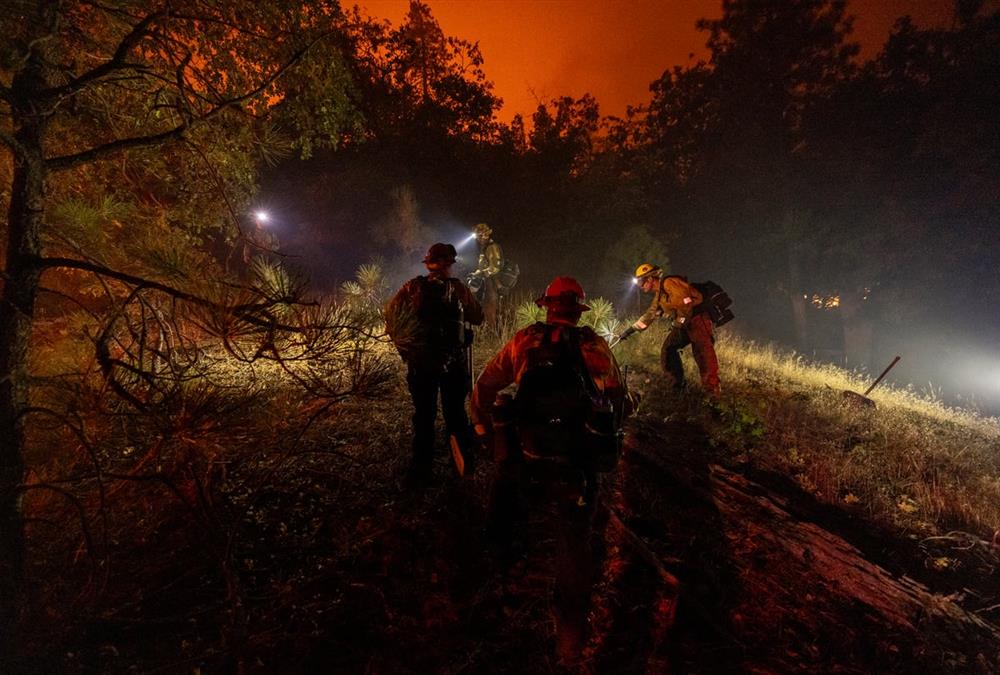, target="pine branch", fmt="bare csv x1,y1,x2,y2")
35,256,321,333
37,9,167,101
45,35,317,172
46,124,193,172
